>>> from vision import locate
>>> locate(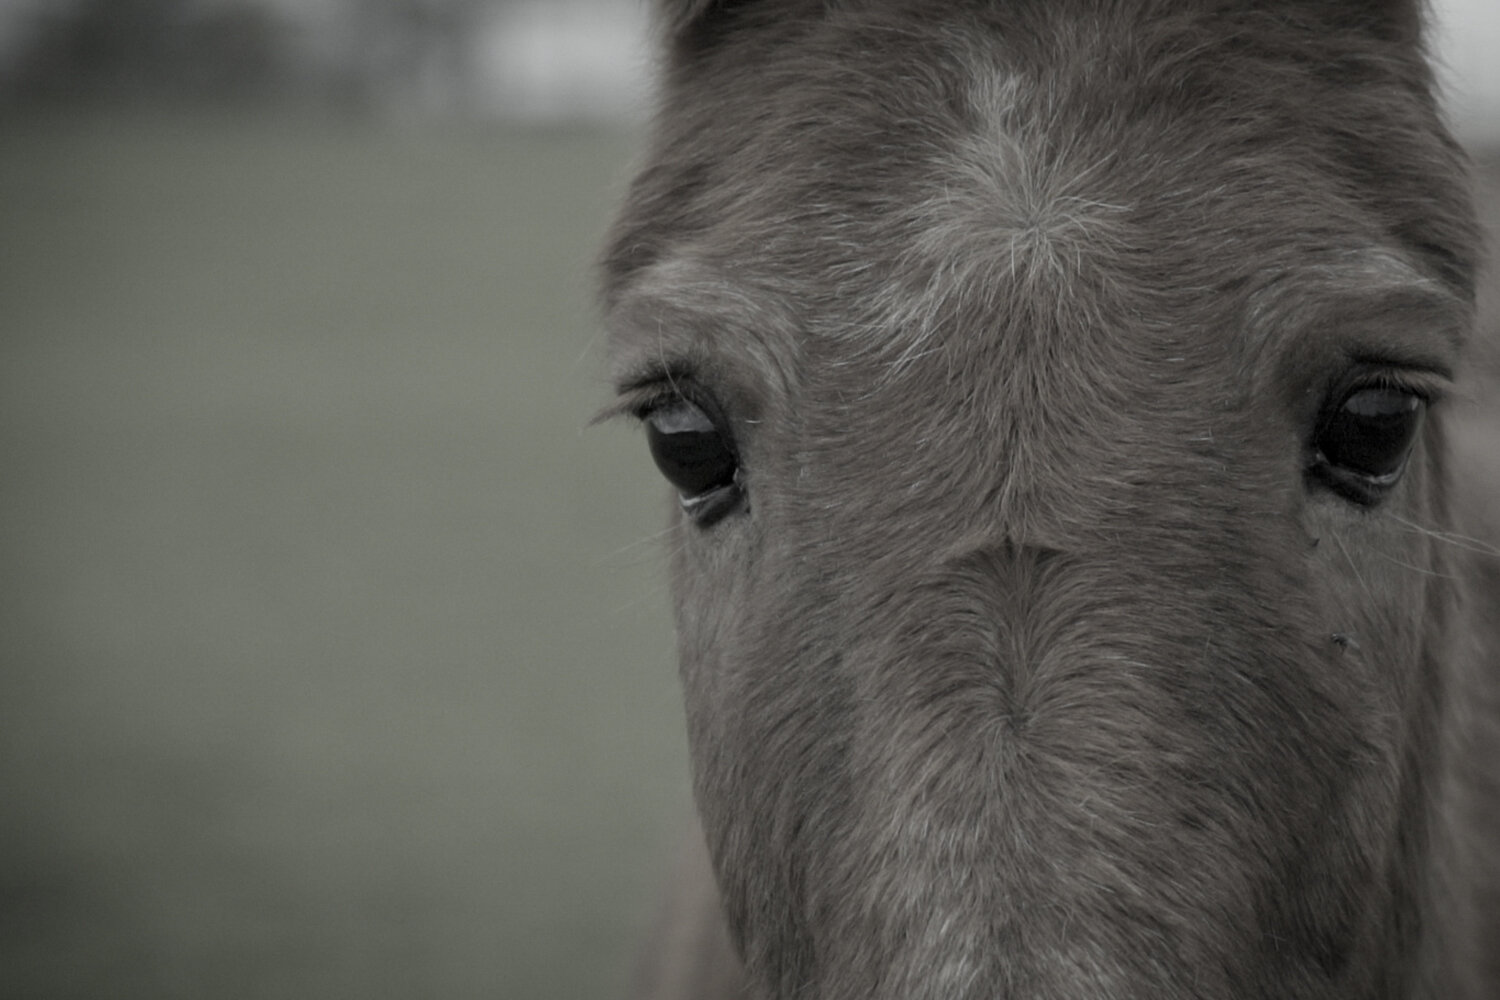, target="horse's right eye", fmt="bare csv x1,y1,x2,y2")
644,398,743,525
1309,383,1425,506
